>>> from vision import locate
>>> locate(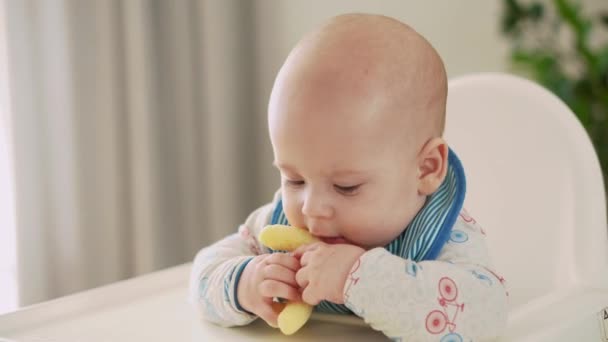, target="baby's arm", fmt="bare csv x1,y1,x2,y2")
343,211,508,340
188,202,272,327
